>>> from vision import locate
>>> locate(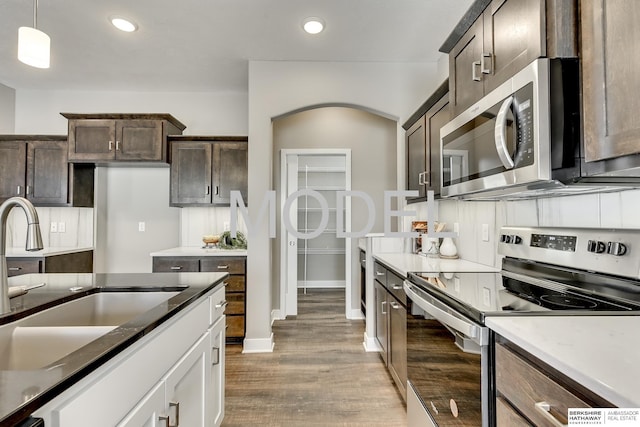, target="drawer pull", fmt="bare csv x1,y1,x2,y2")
534,401,568,427
215,300,228,309
392,285,402,290
169,401,180,427
389,301,401,310
8,267,21,271
158,415,170,427
376,271,384,276
212,346,220,365
217,265,229,269
170,266,182,270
